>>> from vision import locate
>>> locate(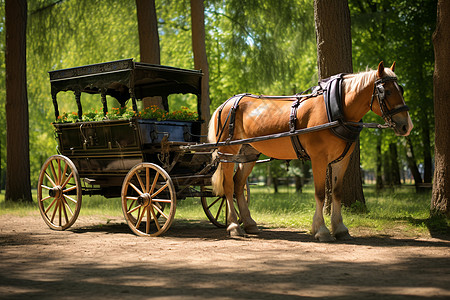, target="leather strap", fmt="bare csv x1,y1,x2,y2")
289,99,310,160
